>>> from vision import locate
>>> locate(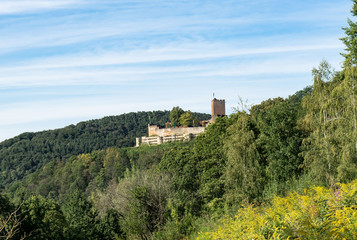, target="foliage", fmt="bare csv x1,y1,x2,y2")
0,193,13,215
4,6,357,234
301,60,357,186
179,111,199,127
223,112,264,206
170,106,185,127
197,180,357,240
0,193,22,240
252,96,305,196
20,195,66,239
341,0,357,65
95,169,172,240
159,143,201,215
193,116,234,209
158,143,201,237
301,61,340,186
96,209,125,240
0,207,22,240
0,111,210,190
9,145,171,202
61,191,104,240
